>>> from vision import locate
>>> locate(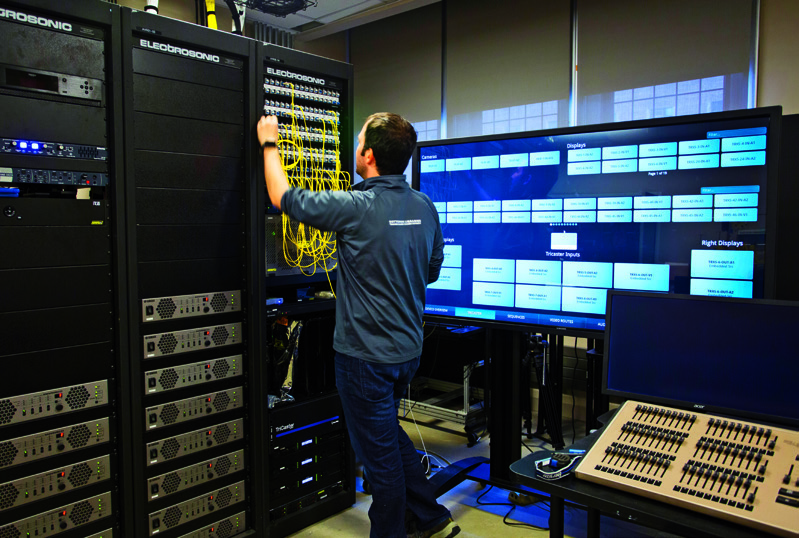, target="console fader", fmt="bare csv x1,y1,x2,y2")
576,400,799,537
